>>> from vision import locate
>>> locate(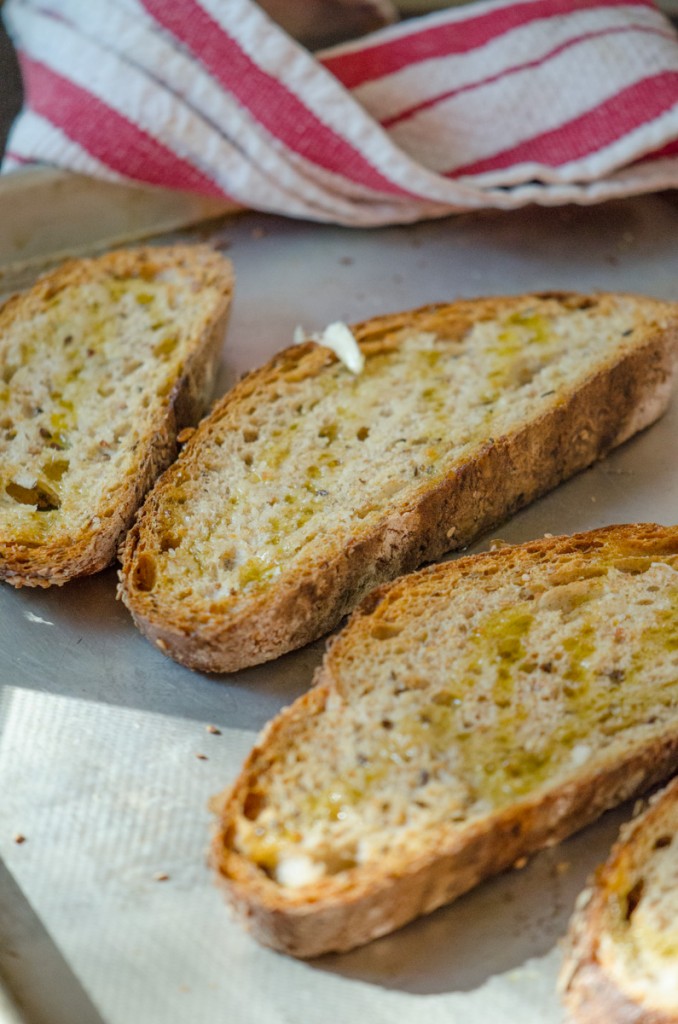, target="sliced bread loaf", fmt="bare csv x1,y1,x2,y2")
560,775,678,1023
119,292,678,672
0,244,233,586
212,524,678,957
